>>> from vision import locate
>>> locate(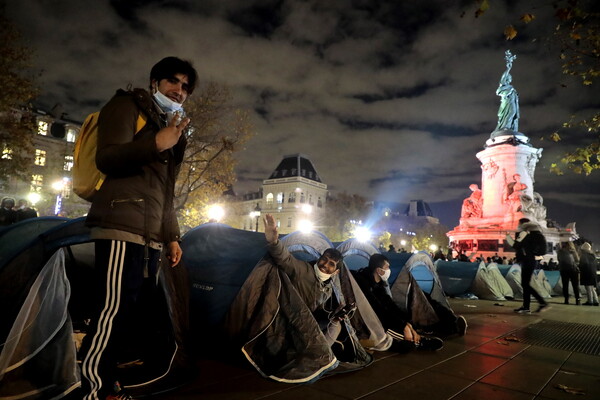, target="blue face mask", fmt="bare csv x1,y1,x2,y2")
153,89,183,113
